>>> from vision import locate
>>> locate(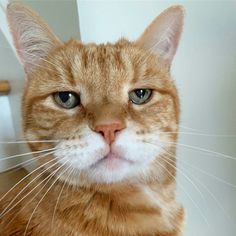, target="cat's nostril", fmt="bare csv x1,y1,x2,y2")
94,122,125,145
